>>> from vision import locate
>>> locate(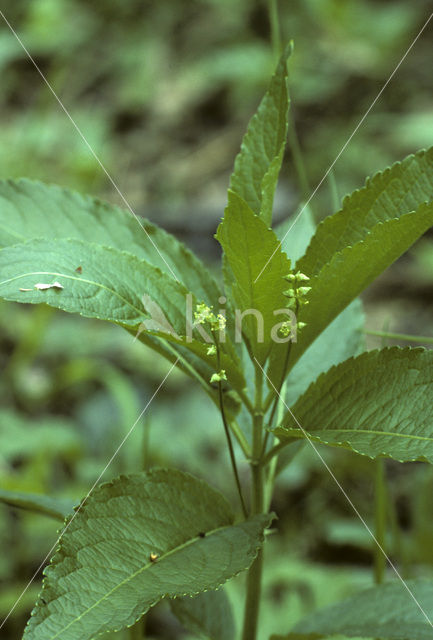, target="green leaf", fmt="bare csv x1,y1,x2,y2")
0,178,221,309
170,588,235,640
0,238,245,394
216,191,291,364
274,203,316,265
229,45,291,226
284,204,433,380
284,149,433,374
0,181,246,403
298,148,433,277
289,579,433,639
283,299,365,407
24,469,271,640
0,489,74,521
274,347,433,464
